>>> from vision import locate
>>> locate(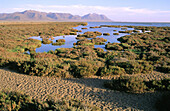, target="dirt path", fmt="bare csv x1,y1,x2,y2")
0,68,168,110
